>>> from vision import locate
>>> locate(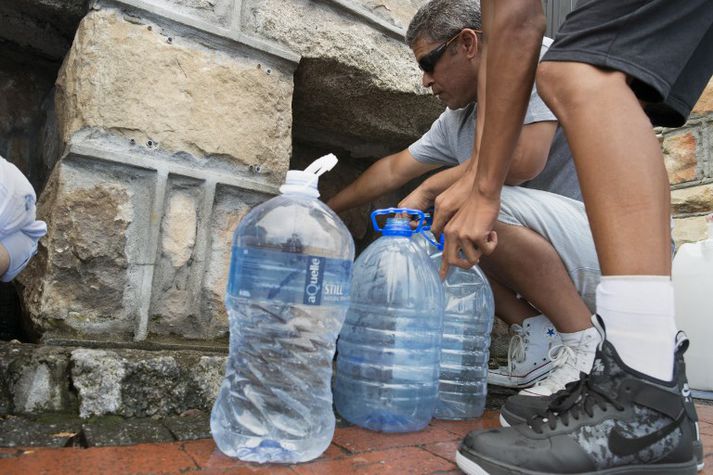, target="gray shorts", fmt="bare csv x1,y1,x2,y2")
497,186,600,313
